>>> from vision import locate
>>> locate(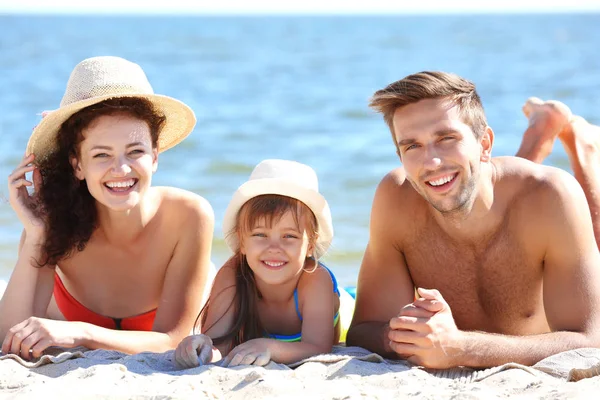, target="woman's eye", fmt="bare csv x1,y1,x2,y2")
93,153,109,158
